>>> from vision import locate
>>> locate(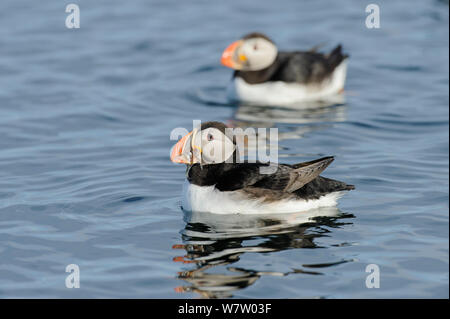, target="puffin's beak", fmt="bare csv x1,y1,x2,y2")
221,40,242,69
171,131,193,164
